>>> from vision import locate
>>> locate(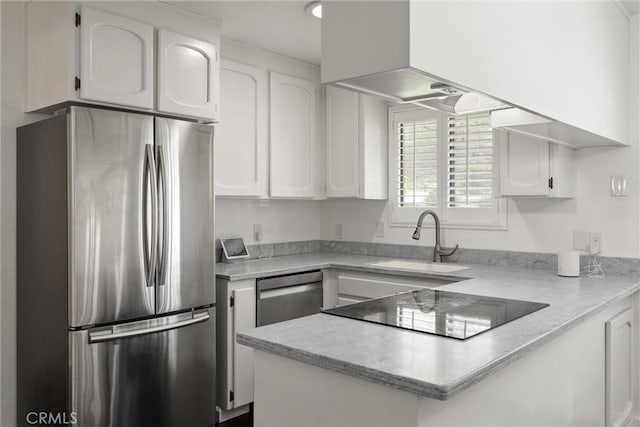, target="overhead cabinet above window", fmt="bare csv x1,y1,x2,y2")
25,3,219,121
